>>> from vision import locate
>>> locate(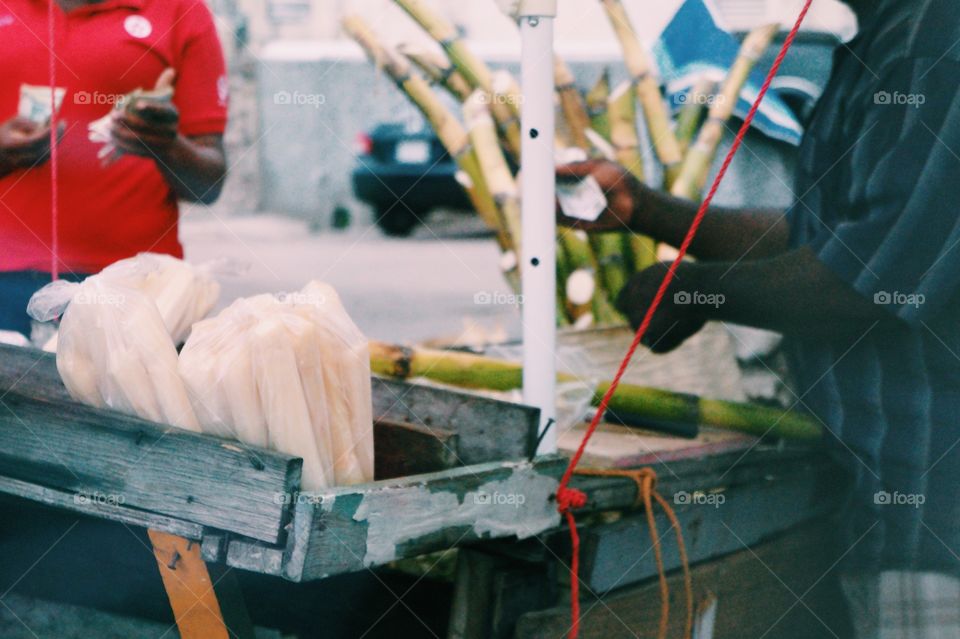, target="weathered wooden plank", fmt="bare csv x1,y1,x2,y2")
0,390,302,544
227,457,567,582
578,467,840,593
0,475,204,539
372,377,539,463
571,444,830,514
515,518,850,639
0,345,70,403
374,418,459,479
